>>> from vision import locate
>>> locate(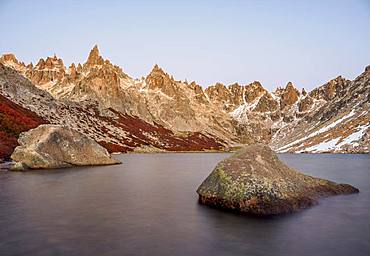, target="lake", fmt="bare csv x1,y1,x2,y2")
0,153,369,256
